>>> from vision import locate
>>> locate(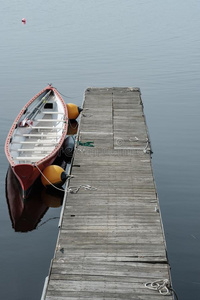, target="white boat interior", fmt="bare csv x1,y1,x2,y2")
9,90,67,164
